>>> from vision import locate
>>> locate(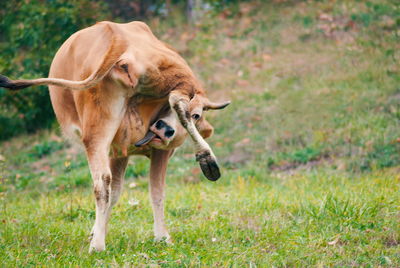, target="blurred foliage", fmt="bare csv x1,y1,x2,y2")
0,0,111,140
28,140,64,159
